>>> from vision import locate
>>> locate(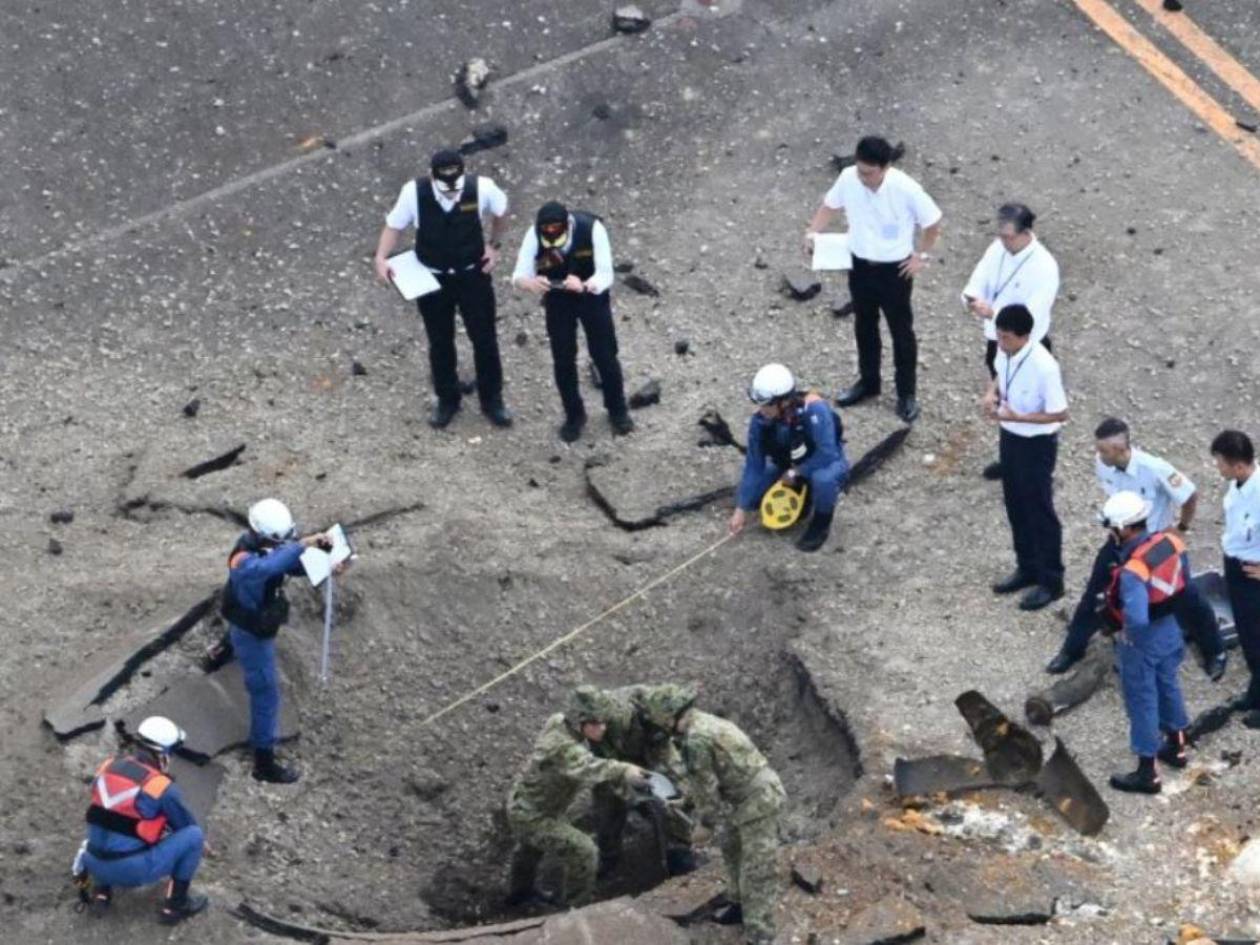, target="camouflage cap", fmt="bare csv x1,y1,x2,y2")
638,684,698,731
567,685,618,725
